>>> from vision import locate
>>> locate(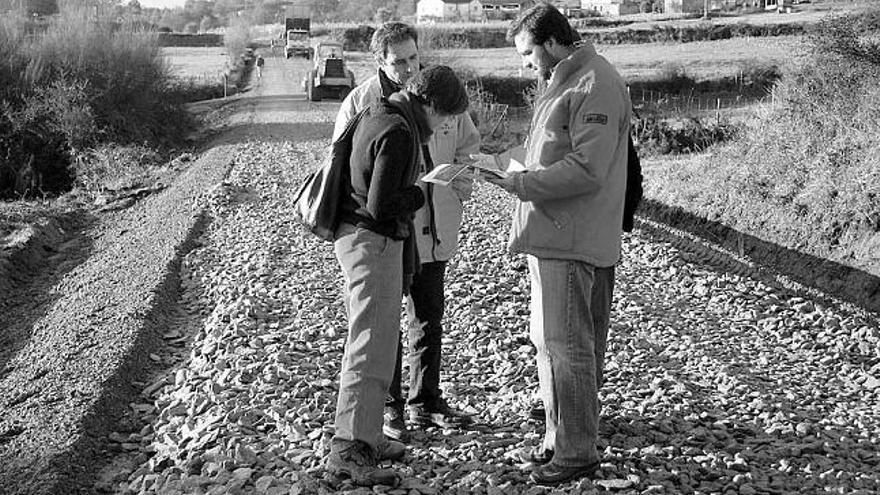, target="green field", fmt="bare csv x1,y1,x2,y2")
162,47,229,81
440,36,801,81
332,35,800,90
